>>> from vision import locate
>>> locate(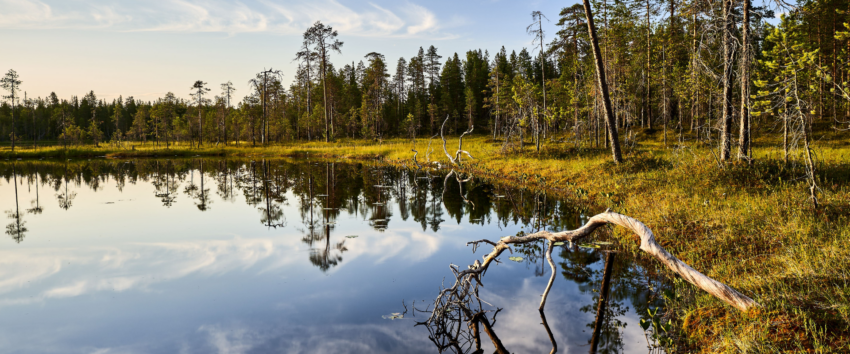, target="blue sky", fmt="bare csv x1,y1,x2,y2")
1,0,580,103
